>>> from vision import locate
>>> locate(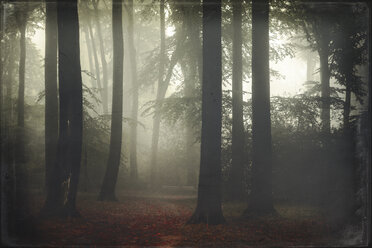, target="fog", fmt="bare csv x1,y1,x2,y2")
1,0,370,246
